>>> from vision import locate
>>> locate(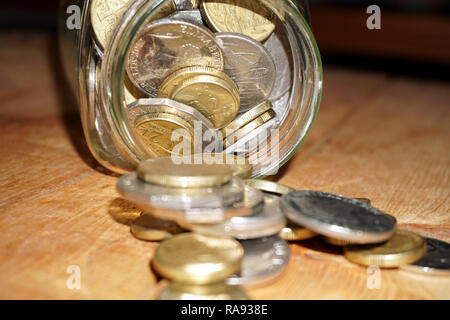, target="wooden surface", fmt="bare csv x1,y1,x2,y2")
0,33,449,300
